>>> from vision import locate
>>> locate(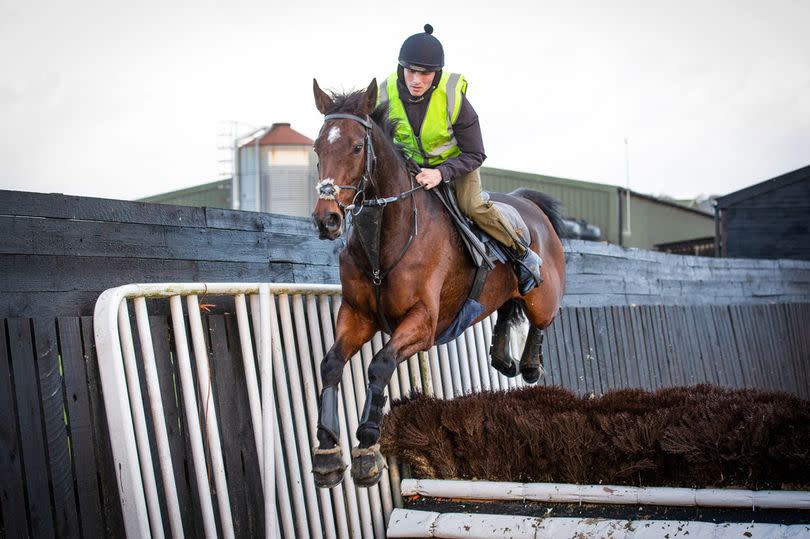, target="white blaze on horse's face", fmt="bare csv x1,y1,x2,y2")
327,126,340,144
